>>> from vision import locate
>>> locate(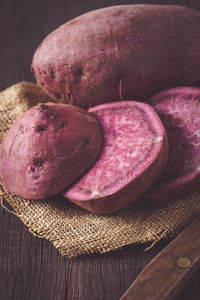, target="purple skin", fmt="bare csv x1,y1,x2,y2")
0,103,103,199
32,5,200,109
144,86,200,202
63,101,168,214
